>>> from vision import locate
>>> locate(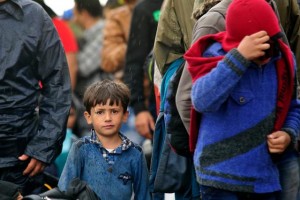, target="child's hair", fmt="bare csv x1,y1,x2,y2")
83,80,130,114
